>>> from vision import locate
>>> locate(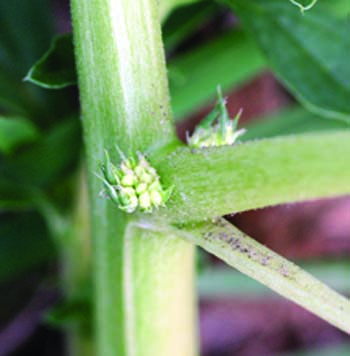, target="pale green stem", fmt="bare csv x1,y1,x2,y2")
61,167,93,356
178,218,350,334
122,219,196,356
70,0,197,355
153,131,350,222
